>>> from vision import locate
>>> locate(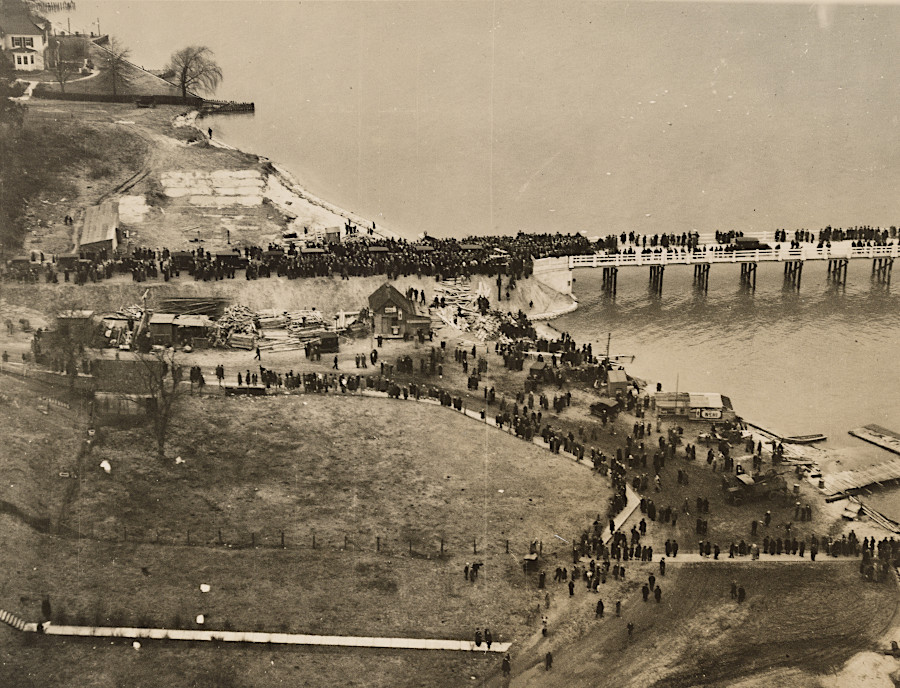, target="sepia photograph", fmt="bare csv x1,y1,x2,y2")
1,0,900,686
